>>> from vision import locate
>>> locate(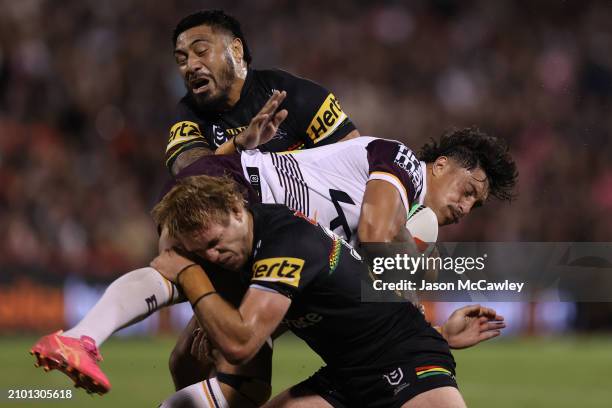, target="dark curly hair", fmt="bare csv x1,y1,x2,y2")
418,127,518,201
172,10,252,65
